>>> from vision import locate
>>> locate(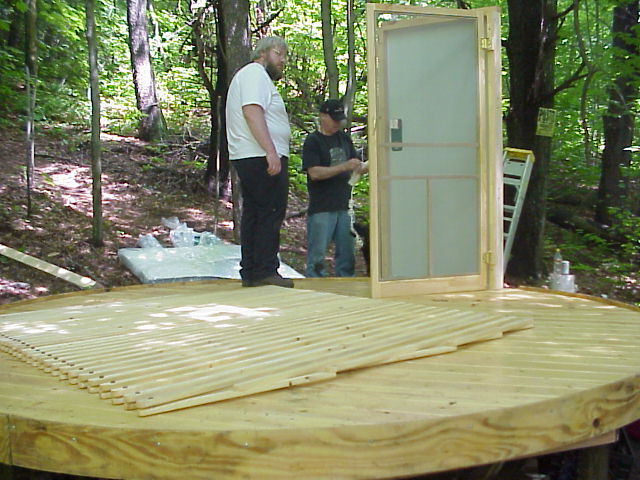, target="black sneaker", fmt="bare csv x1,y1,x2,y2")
252,274,294,288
